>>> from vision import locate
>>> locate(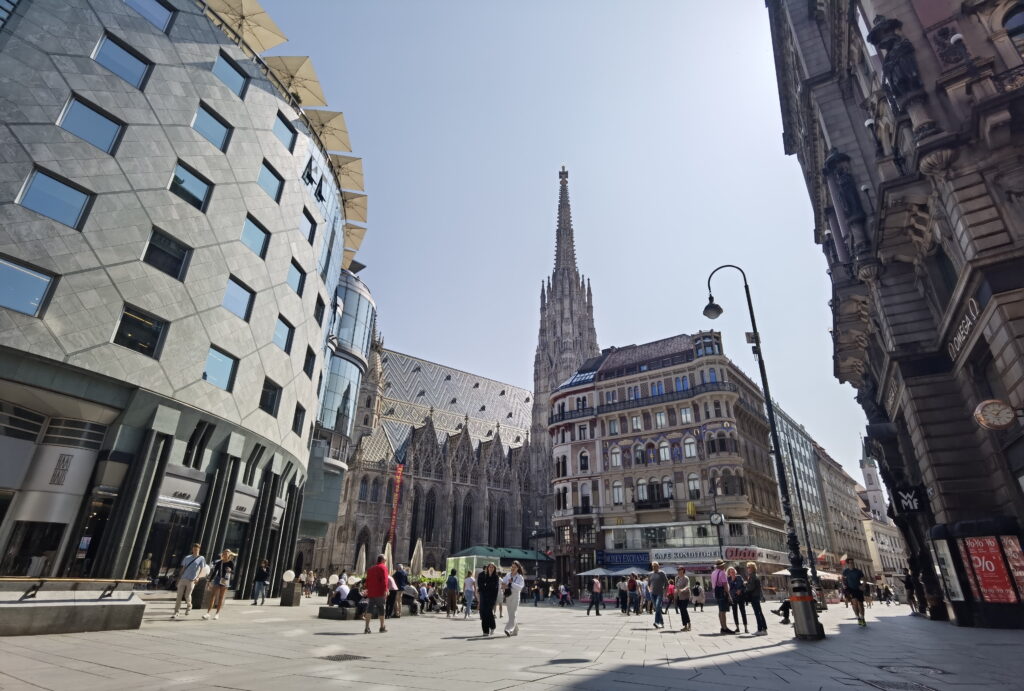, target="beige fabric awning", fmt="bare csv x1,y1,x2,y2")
205,0,287,53
303,110,351,152
263,56,327,107
343,223,367,251
341,249,356,270
342,191,367,223
329,154,364,191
